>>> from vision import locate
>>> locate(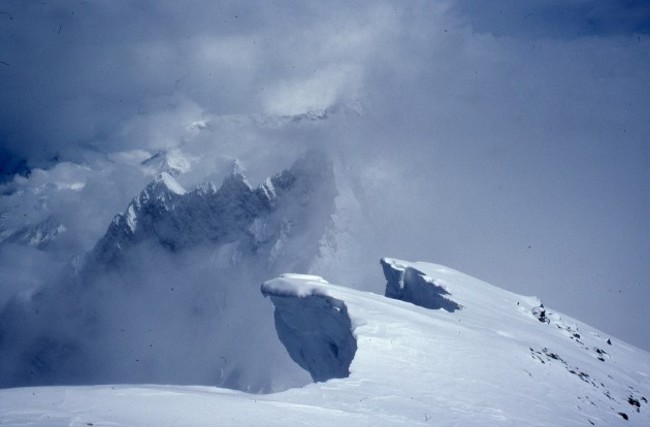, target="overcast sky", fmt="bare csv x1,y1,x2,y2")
1,1,649,351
